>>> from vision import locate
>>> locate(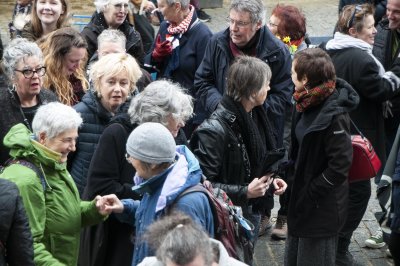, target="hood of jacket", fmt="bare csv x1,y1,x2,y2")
302,78,359,135
80,89,113,122
132,145,202,212
4,123,66,171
